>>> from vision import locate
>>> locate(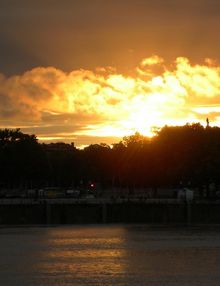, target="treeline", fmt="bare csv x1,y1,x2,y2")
0,124,220,193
